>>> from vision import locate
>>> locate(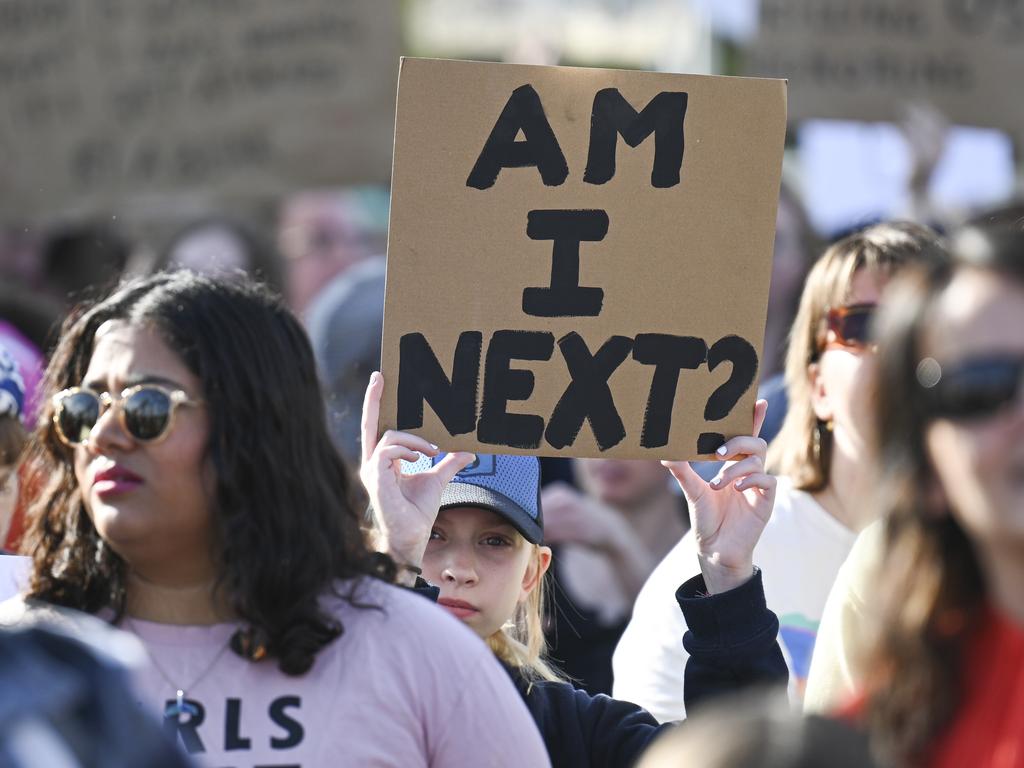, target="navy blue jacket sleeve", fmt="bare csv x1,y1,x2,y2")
677,566,789,712
517,568,788,767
